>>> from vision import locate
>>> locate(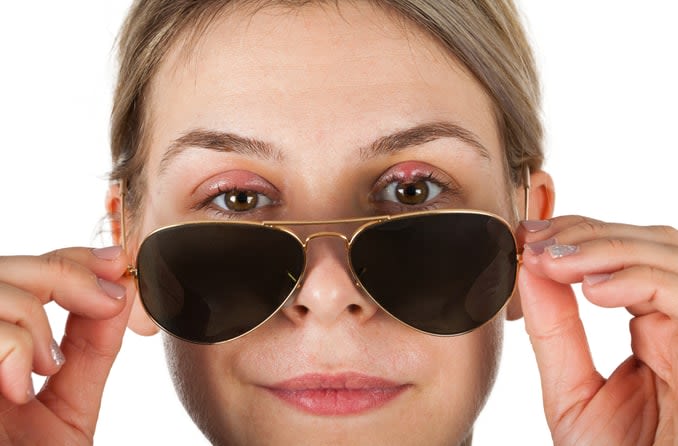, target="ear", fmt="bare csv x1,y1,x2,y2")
106,182,160,336
506,170,555,321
